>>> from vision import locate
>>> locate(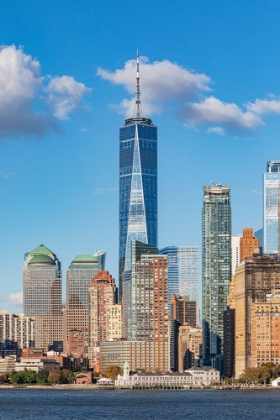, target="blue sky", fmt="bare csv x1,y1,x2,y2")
1,0,280,311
